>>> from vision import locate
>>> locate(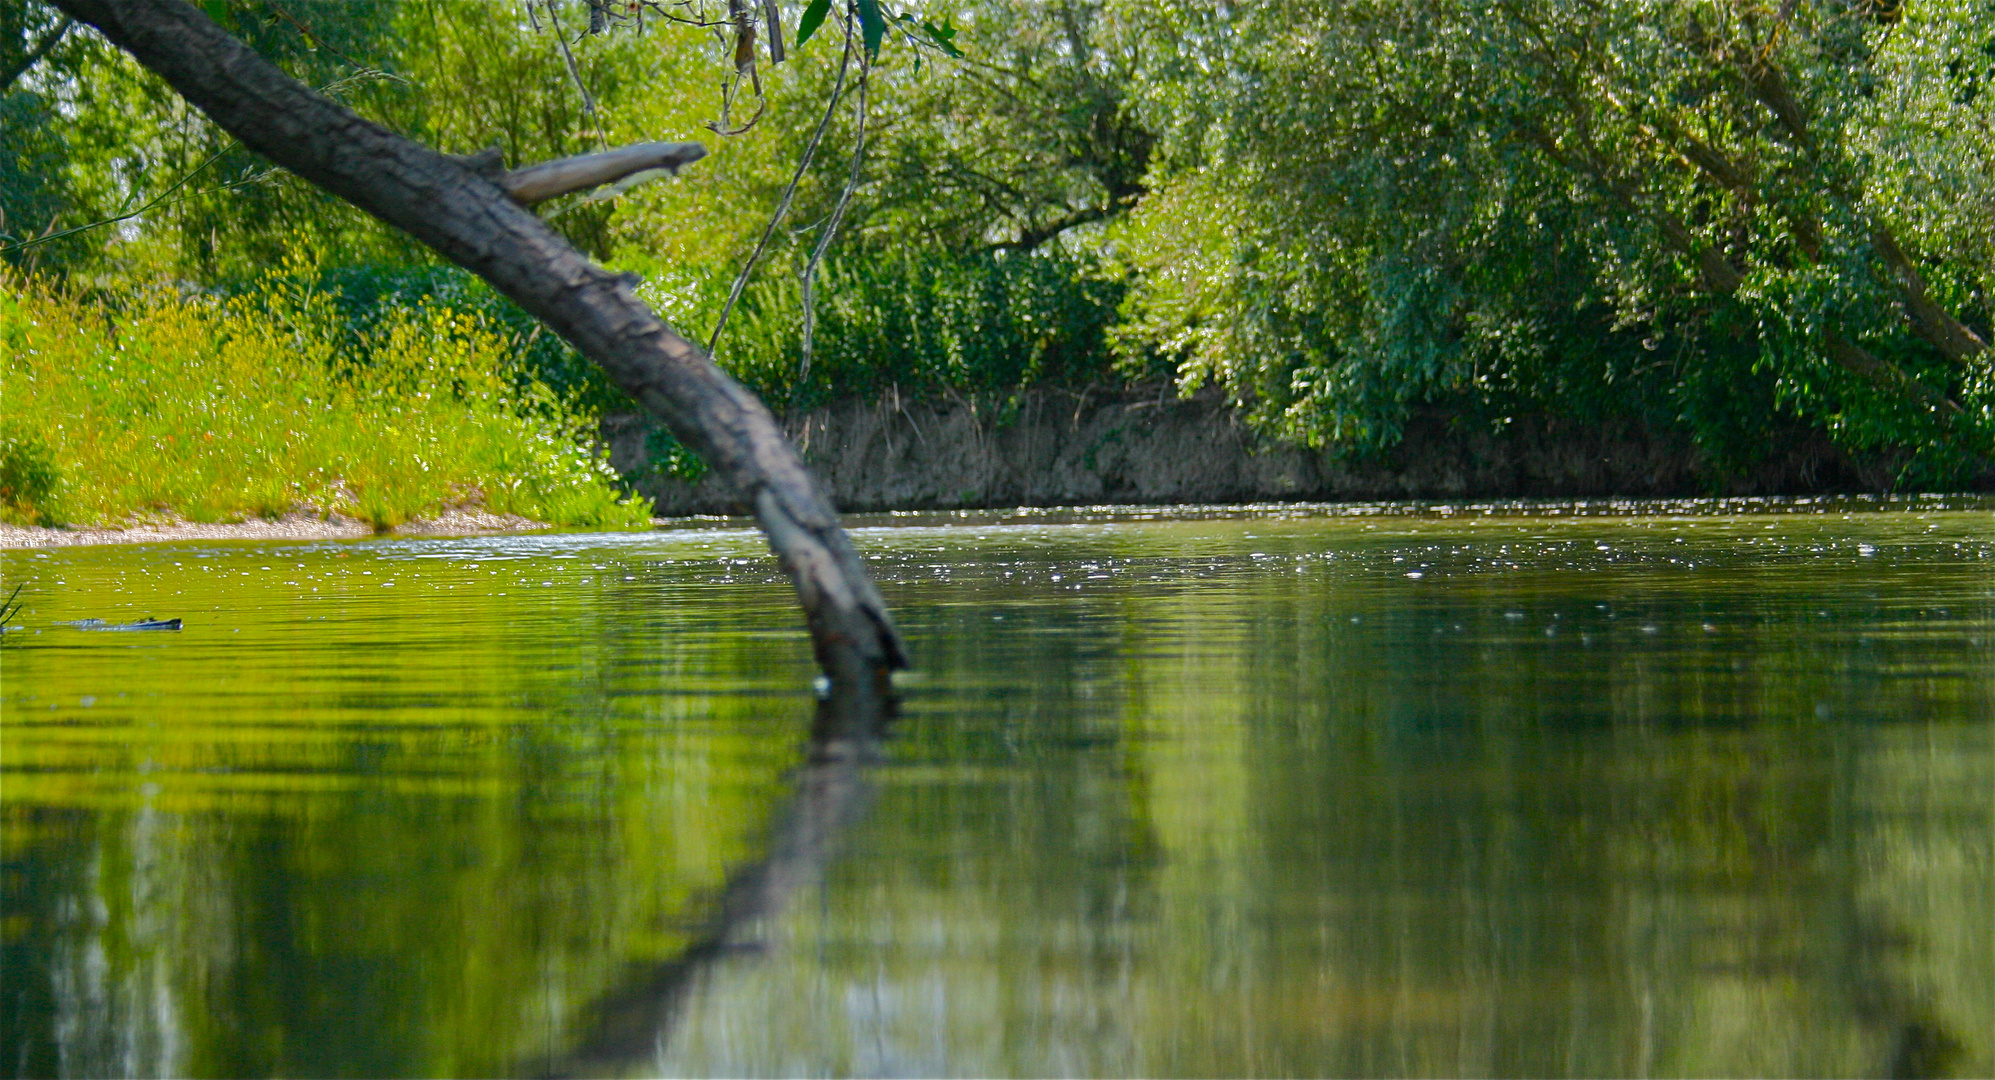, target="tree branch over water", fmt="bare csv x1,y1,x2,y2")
47,0,907,692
